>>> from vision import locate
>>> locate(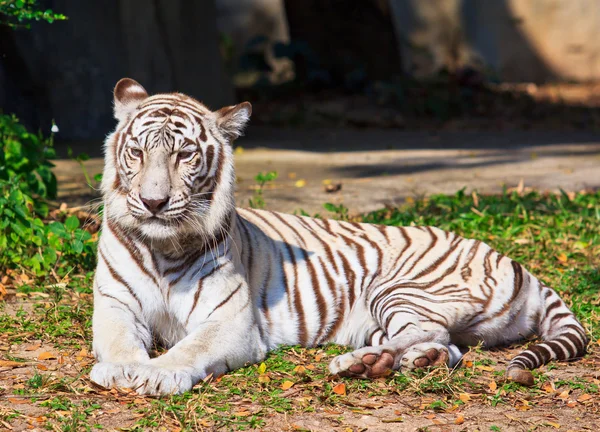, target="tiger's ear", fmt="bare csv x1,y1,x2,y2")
113,78,148,122
215,102,252,141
